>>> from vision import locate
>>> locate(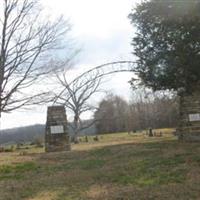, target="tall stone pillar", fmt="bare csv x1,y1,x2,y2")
178,89,200,141
45,106,71,152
